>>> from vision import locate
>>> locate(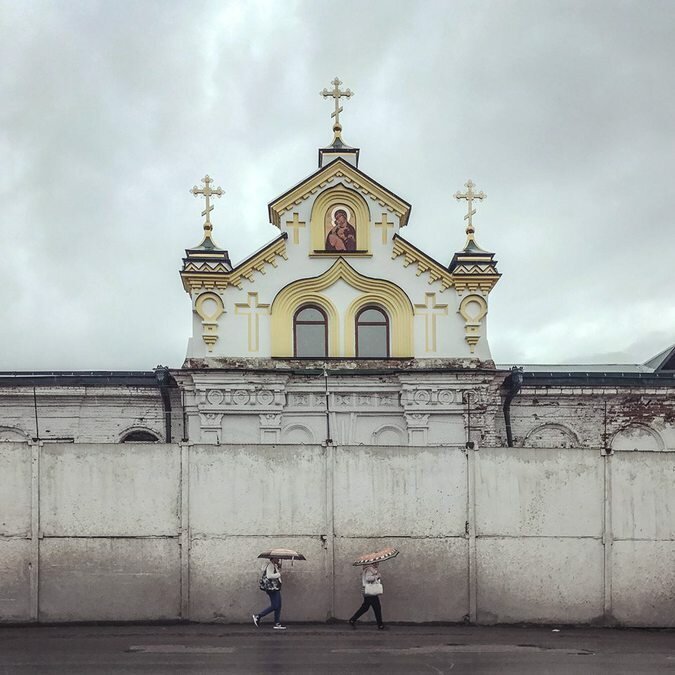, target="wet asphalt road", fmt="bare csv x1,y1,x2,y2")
0,623,673,674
